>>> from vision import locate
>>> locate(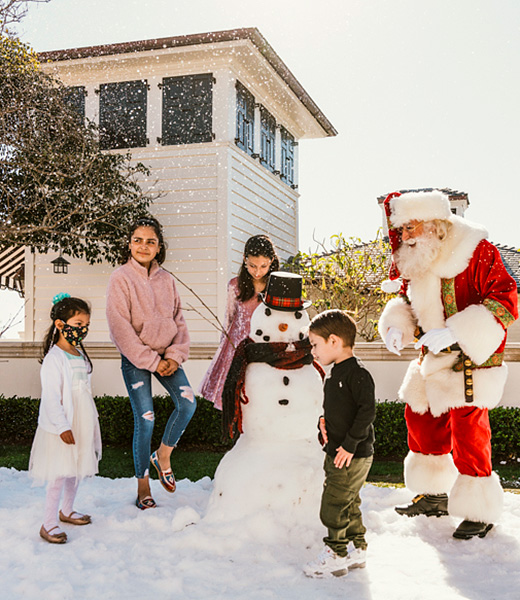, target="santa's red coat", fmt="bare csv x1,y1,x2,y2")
379,216,518,523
